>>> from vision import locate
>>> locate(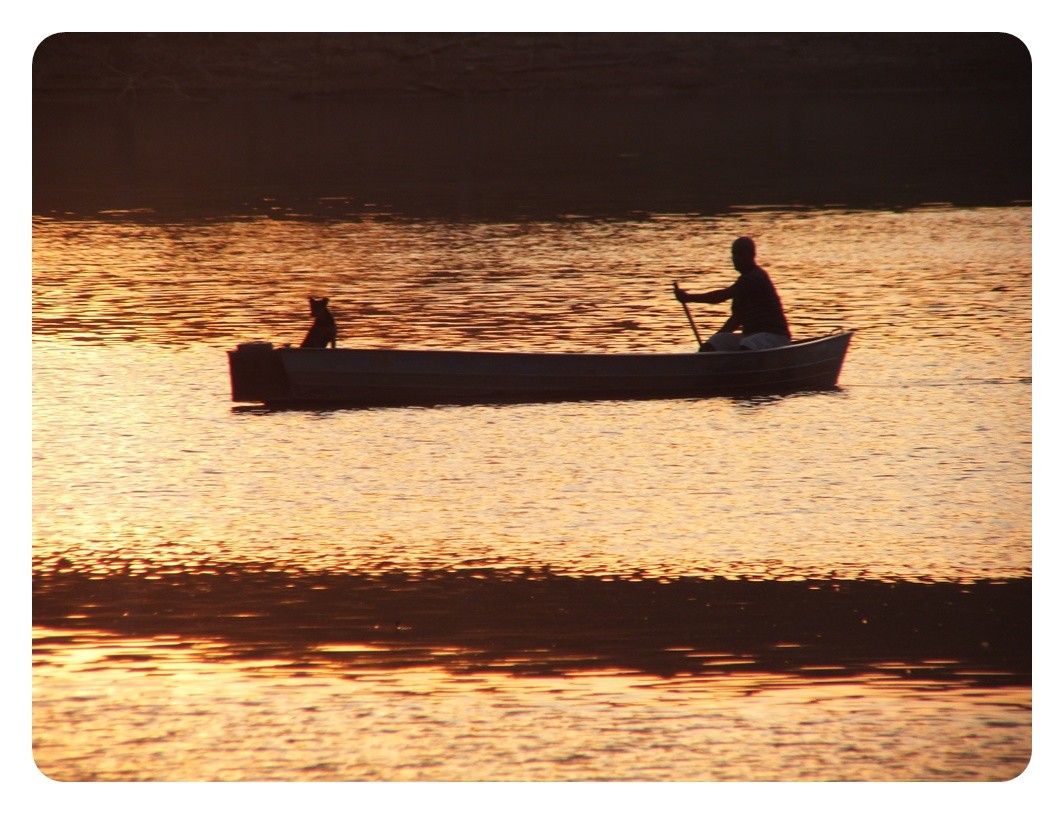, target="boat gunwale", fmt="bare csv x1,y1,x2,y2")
269,330,854,360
